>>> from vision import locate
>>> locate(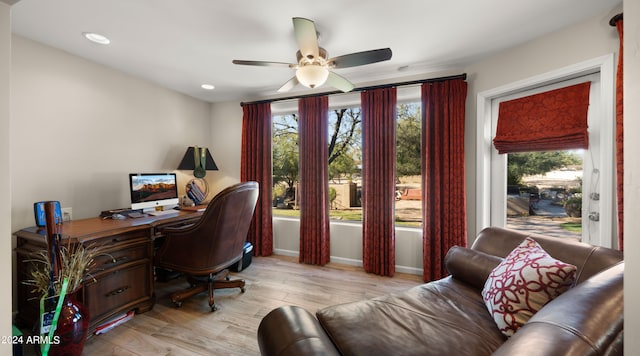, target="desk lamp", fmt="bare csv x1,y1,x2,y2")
177,146,218,204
